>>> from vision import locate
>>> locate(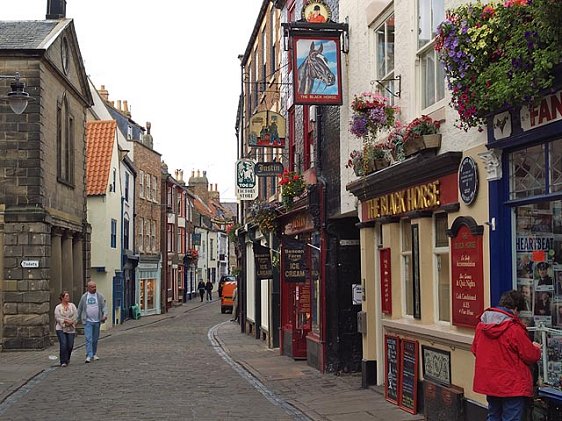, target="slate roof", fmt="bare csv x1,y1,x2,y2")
0,21,60,49
86,120,116,196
